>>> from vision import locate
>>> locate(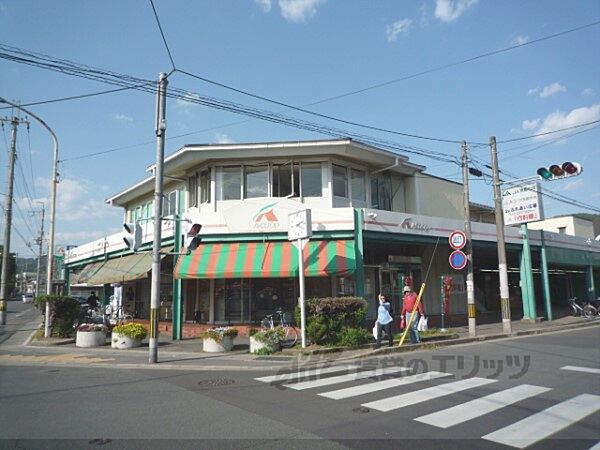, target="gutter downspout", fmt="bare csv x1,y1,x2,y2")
370,157,400,175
